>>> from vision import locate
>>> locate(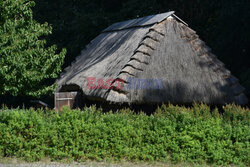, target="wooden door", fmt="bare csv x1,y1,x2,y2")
54,92,81,111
